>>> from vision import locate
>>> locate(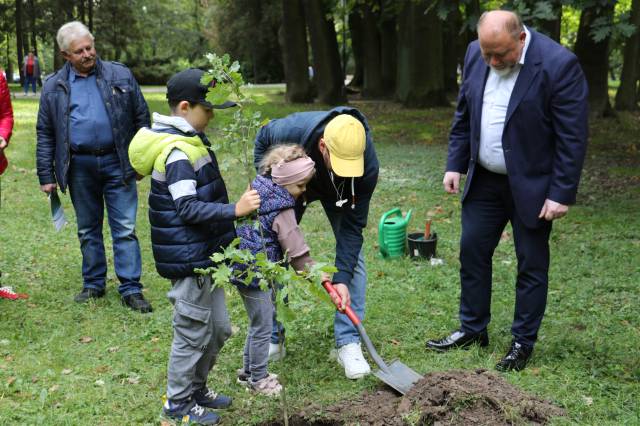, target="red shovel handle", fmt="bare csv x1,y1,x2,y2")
322,281,360,325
